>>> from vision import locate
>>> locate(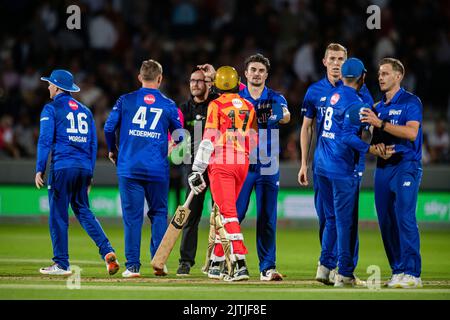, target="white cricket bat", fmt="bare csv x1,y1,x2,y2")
151,190,195,273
